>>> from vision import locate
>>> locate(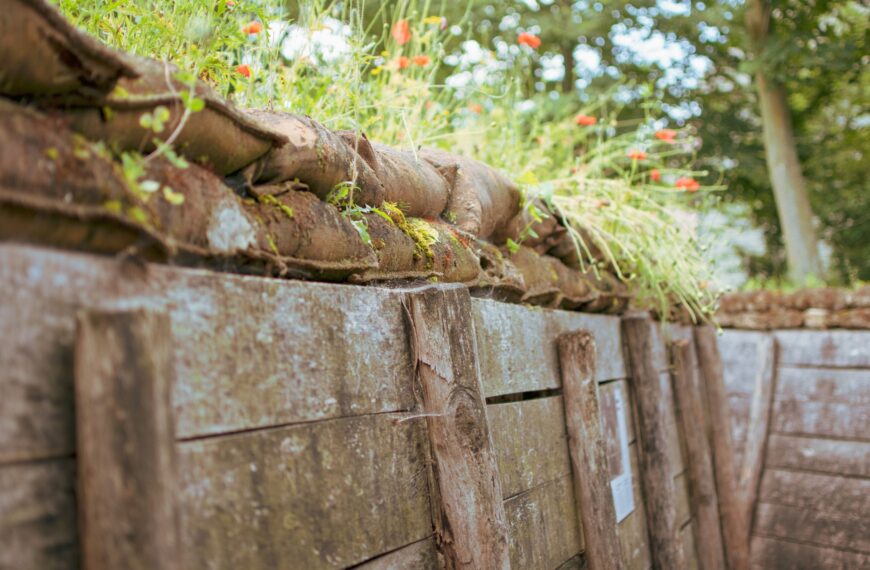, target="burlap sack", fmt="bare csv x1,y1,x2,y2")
469,240,526,302
502,246,563,307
